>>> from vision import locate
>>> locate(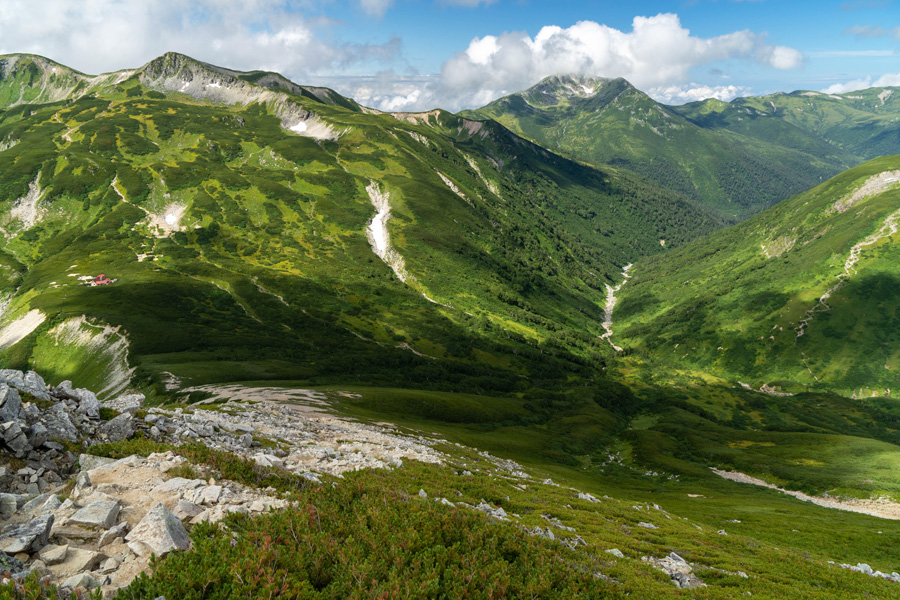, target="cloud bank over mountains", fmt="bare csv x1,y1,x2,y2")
1,0,891,112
